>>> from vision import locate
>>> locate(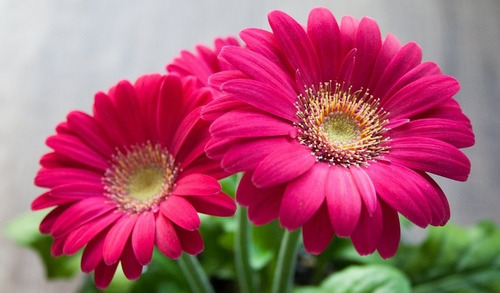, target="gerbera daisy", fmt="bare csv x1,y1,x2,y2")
204,7,474,258
31,74,236,288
